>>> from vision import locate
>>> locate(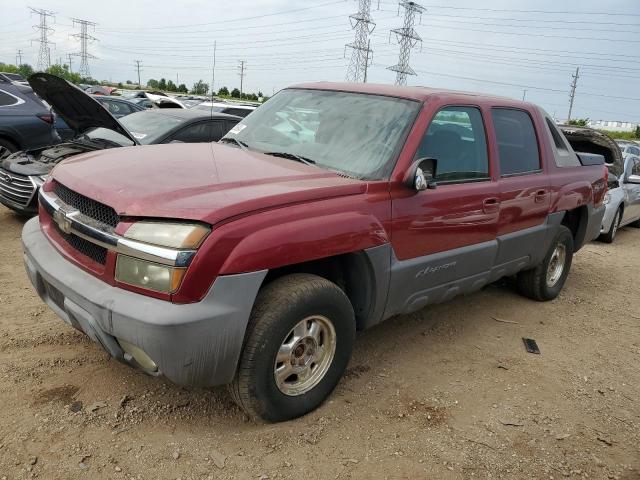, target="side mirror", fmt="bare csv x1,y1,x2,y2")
627,174,640,184
404,158,437,191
